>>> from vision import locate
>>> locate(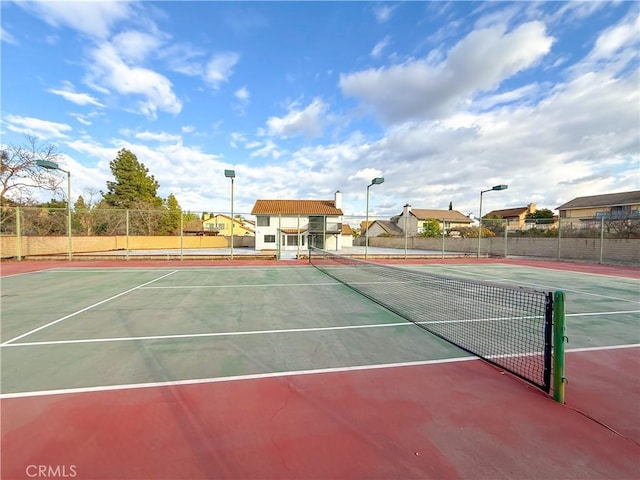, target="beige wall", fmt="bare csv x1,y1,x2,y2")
363,236,640,265
1,235,232,258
